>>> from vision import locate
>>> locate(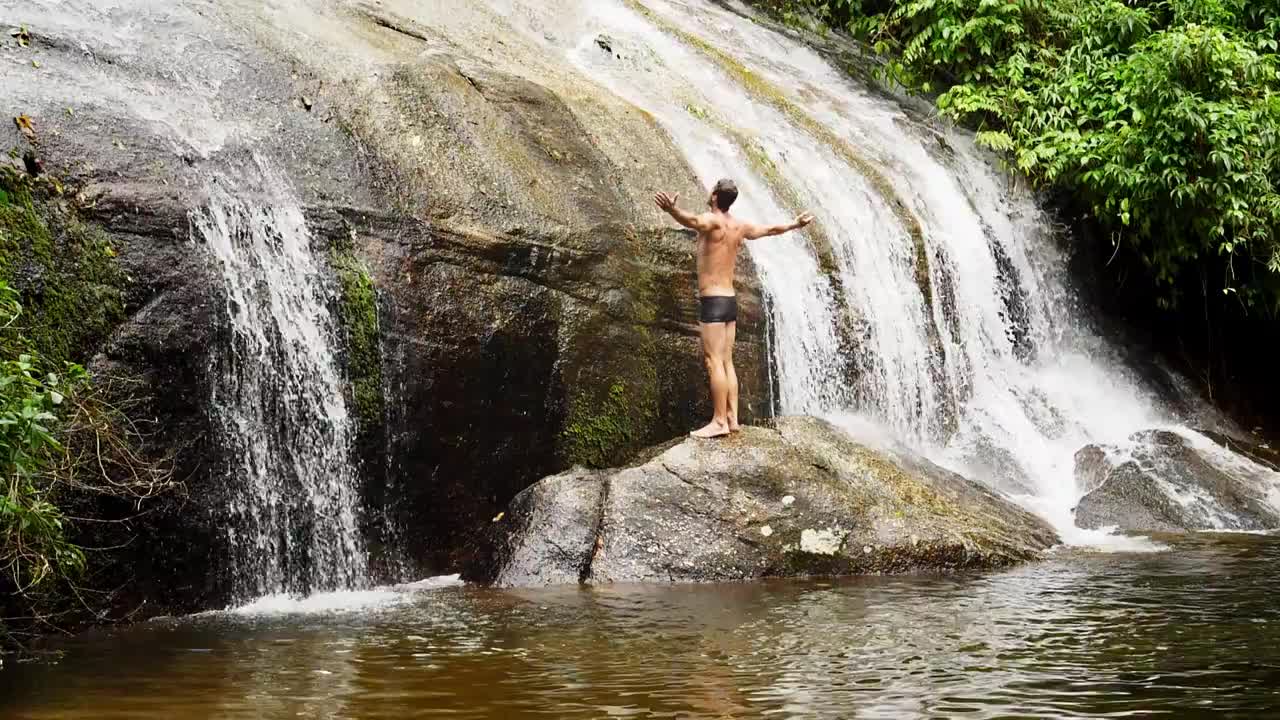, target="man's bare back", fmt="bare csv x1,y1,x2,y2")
654,178,814,439
694,213,752,298
655,190,813,299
